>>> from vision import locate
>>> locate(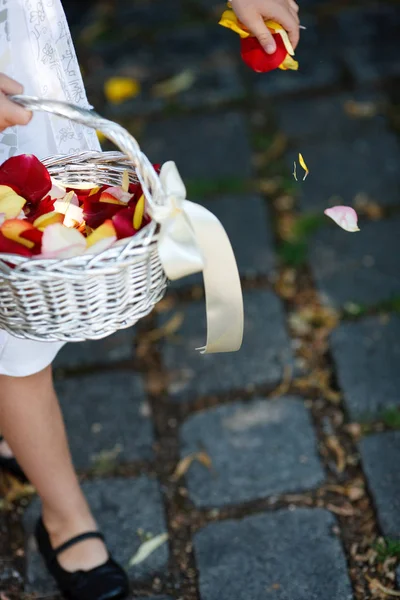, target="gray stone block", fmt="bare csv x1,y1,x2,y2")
255,16,341,96
194,508,353,600
292,132,400,212
140,112,253,180
309,217,400,308
331,316,400,421
277,91,388,141
54,328,135,370
107,25,243,115
359,432,400,538
160,290,293,400
337,5,400,83
56,372,153,469
172,194,276,290
24,477,169,593
181,396,325,506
